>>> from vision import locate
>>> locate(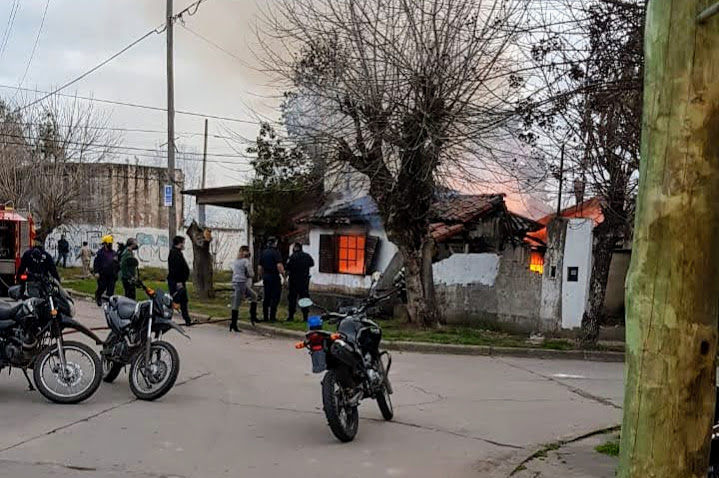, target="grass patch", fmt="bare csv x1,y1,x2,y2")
595,440,620,457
